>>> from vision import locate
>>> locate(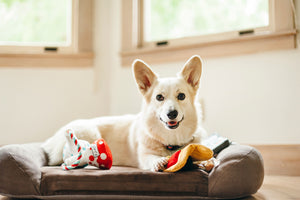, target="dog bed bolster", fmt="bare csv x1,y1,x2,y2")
0,143,47,196
209,144,264,198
